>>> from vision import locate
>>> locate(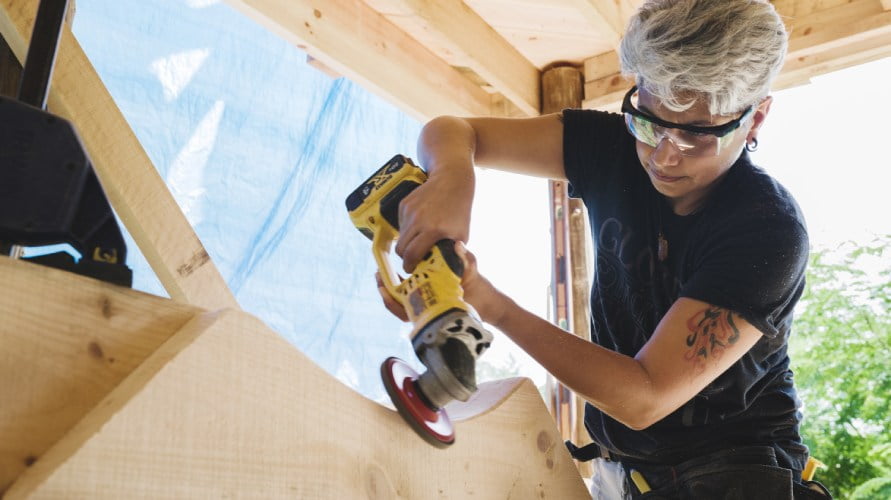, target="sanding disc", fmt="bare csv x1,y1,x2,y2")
380,357,455,448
